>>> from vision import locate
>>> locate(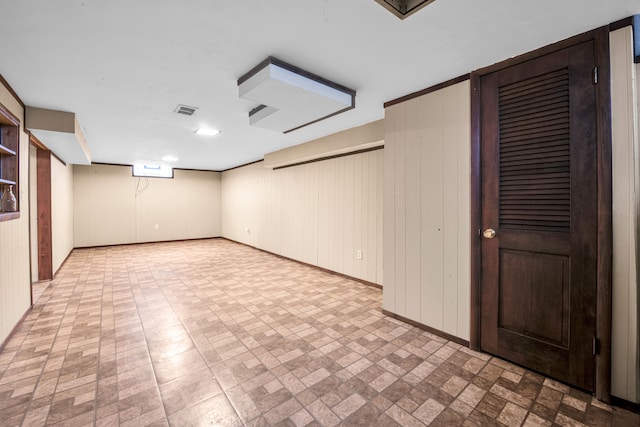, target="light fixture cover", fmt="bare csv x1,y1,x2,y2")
237,57,356,133
195,128,220,136
374,0,437,19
